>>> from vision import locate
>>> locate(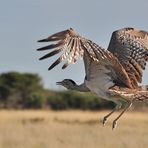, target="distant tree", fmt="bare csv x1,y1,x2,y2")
0,72,44,108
